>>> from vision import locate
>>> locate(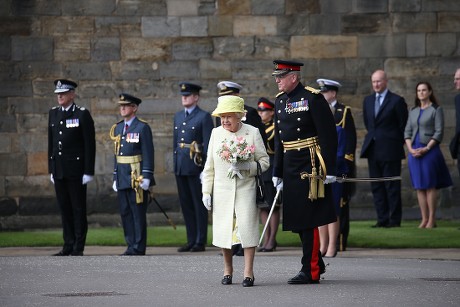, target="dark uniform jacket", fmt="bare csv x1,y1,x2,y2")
273,83,337,231
113,117,155,190
173,106,214,176
262,119,275,182
361,91,408,161
48,103,95,179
